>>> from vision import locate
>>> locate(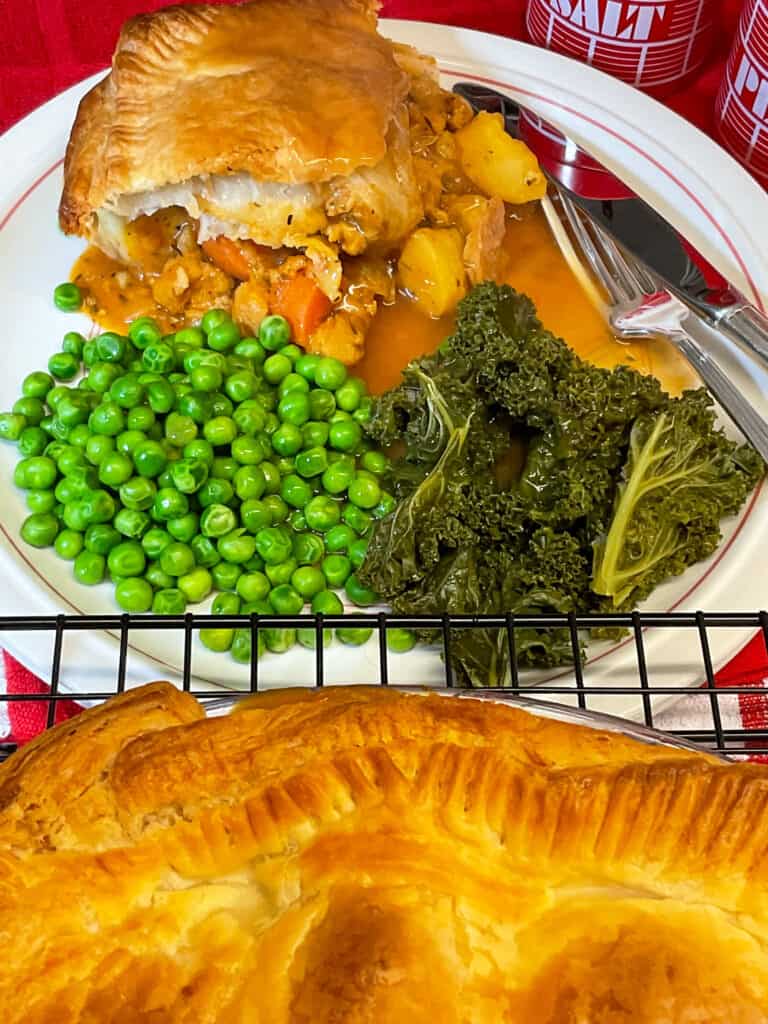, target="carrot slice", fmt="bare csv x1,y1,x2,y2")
271,272,332,343
201,236,253,281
